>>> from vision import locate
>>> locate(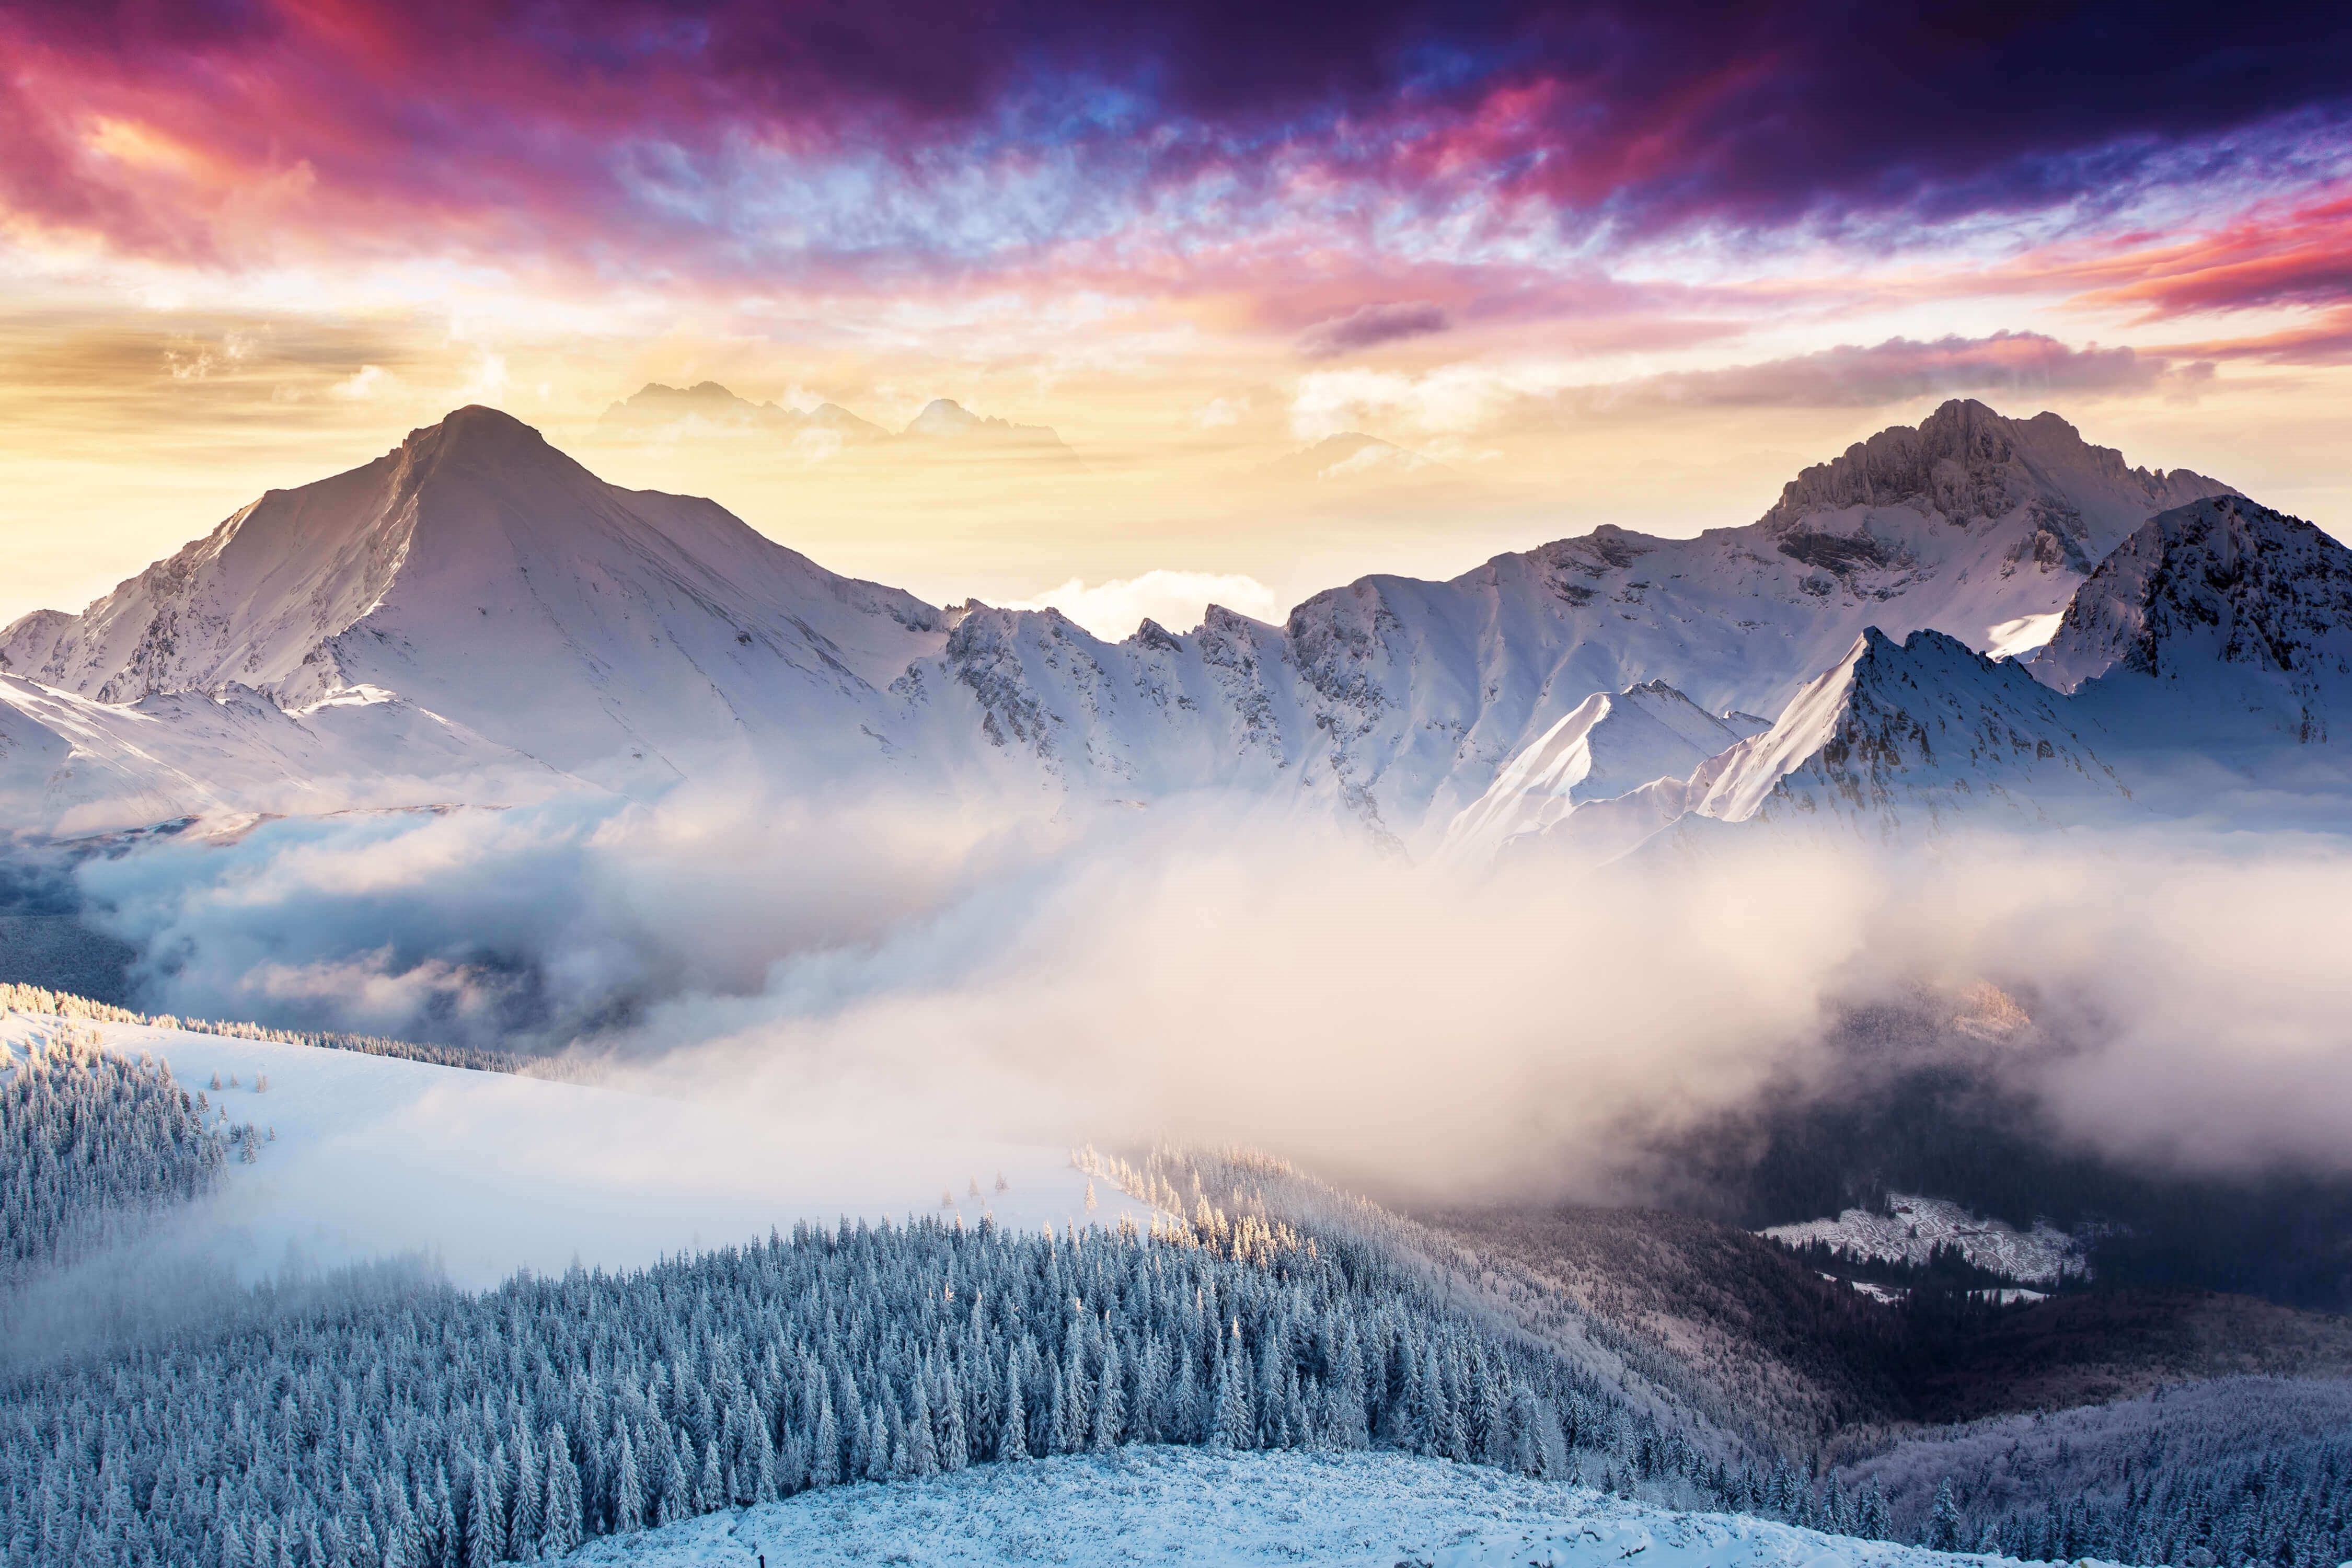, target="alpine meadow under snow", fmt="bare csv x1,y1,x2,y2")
2,396,2349,1568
